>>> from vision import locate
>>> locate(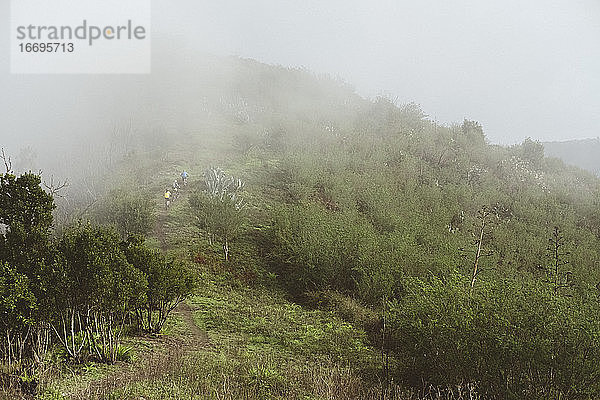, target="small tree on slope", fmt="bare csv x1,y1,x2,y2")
189,167,246,261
